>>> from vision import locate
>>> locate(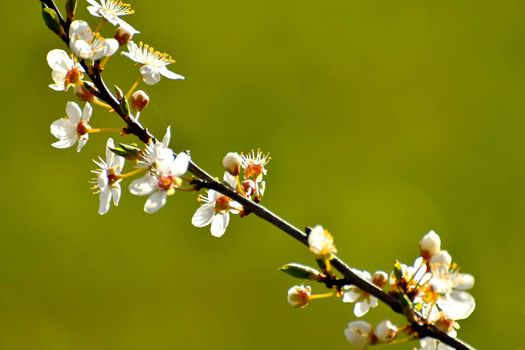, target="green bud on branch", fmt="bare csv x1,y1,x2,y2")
280,263,324,281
